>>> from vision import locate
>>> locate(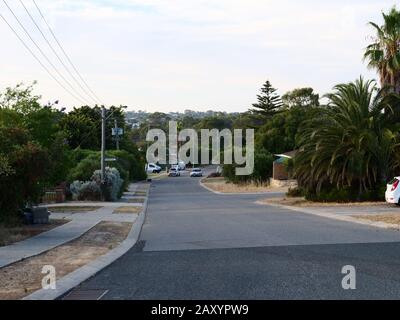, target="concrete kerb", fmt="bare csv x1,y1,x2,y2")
23,182,151,300
257,200,400,231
